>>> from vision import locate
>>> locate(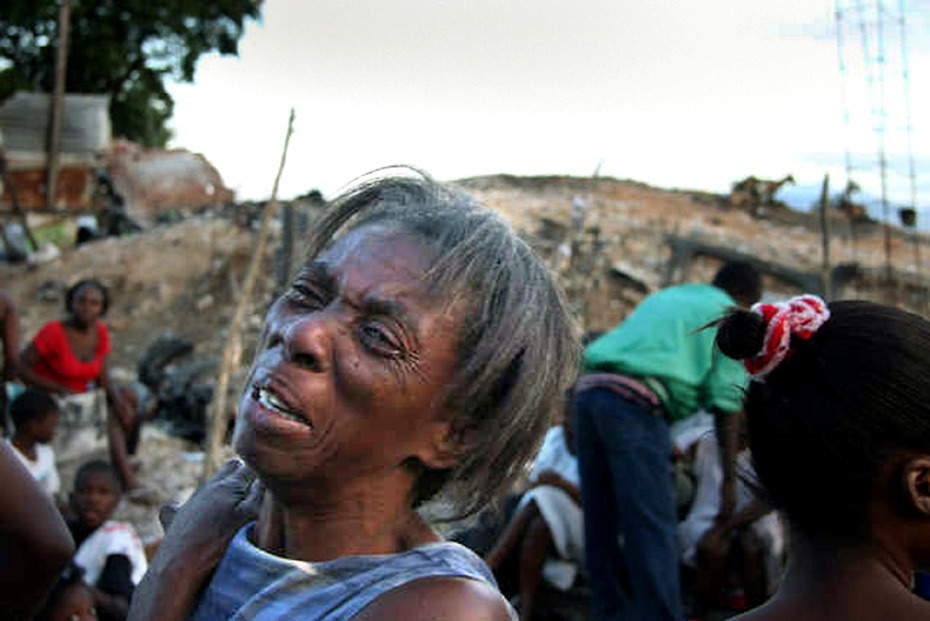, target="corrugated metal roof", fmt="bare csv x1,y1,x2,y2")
0,91,111,156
